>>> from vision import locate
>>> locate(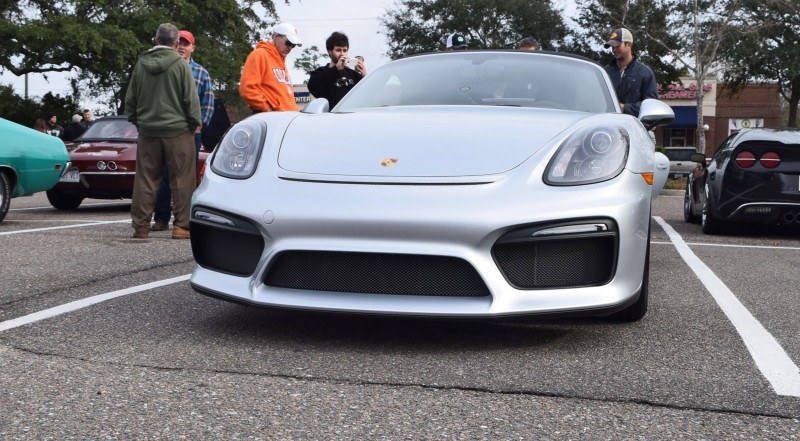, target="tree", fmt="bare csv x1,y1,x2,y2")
0,0,285,112
0,85,78,127
568,0,682,88
380,0,568,59
719,0,800,127
574,0,745,154
294,45,324,80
